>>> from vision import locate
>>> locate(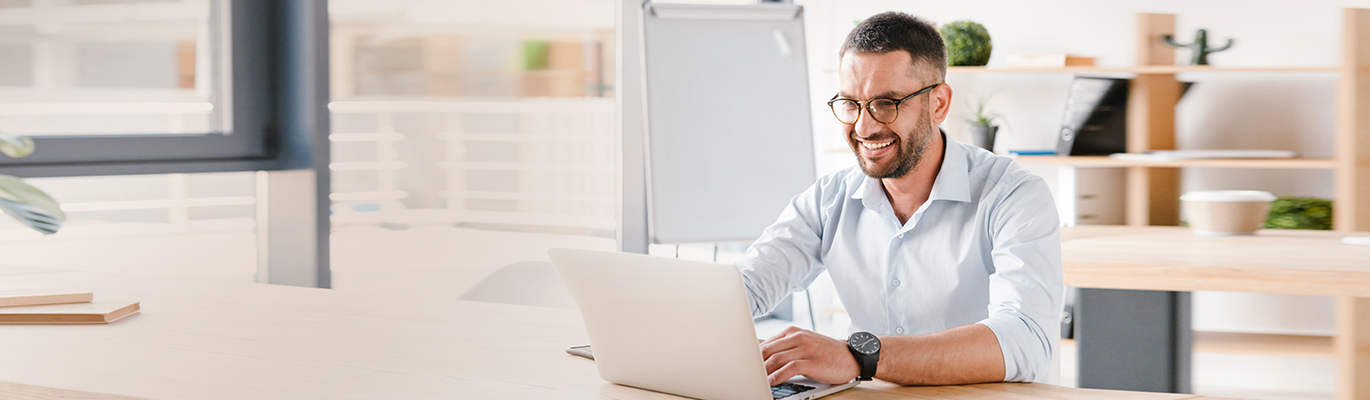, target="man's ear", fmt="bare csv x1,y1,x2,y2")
931,83,953,125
